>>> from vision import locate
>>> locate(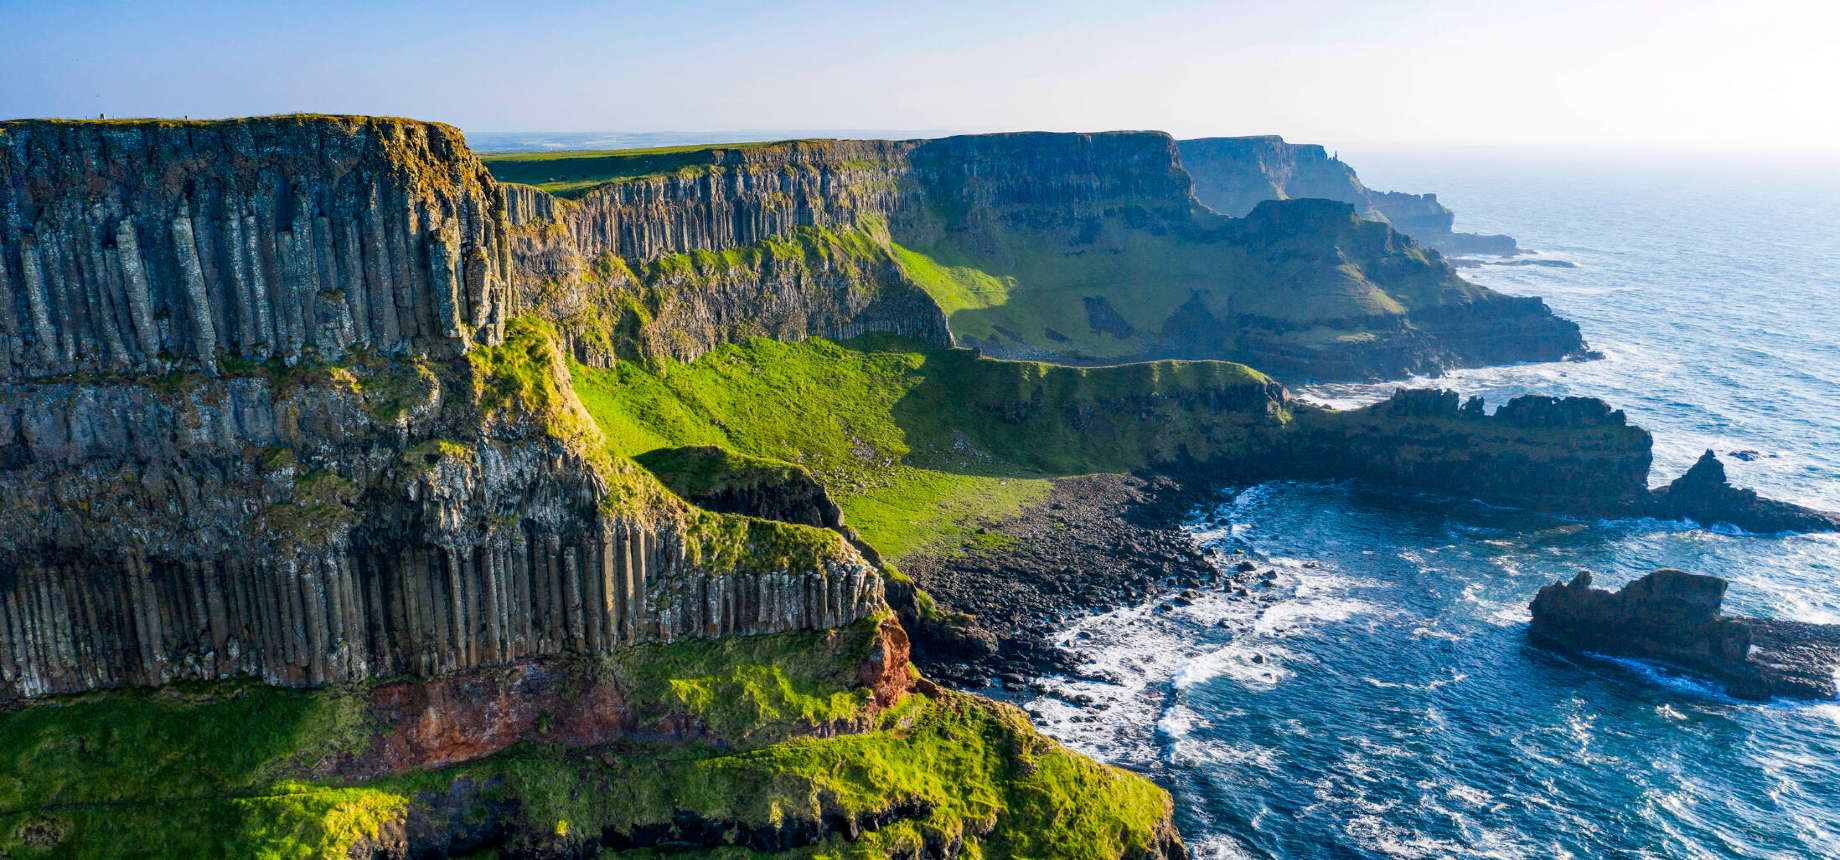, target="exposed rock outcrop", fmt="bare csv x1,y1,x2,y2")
636,444,888,567
1176,135,1519,256
303,615,915,783
1530,568,1840,701
500,141,950,365
1653,450,1840,532
1275,388,1654,513
636,445,845,530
